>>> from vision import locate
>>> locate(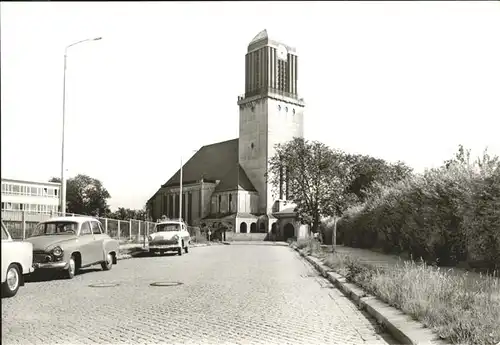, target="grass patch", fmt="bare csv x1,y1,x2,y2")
294,238,325,258
317,248,500,345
